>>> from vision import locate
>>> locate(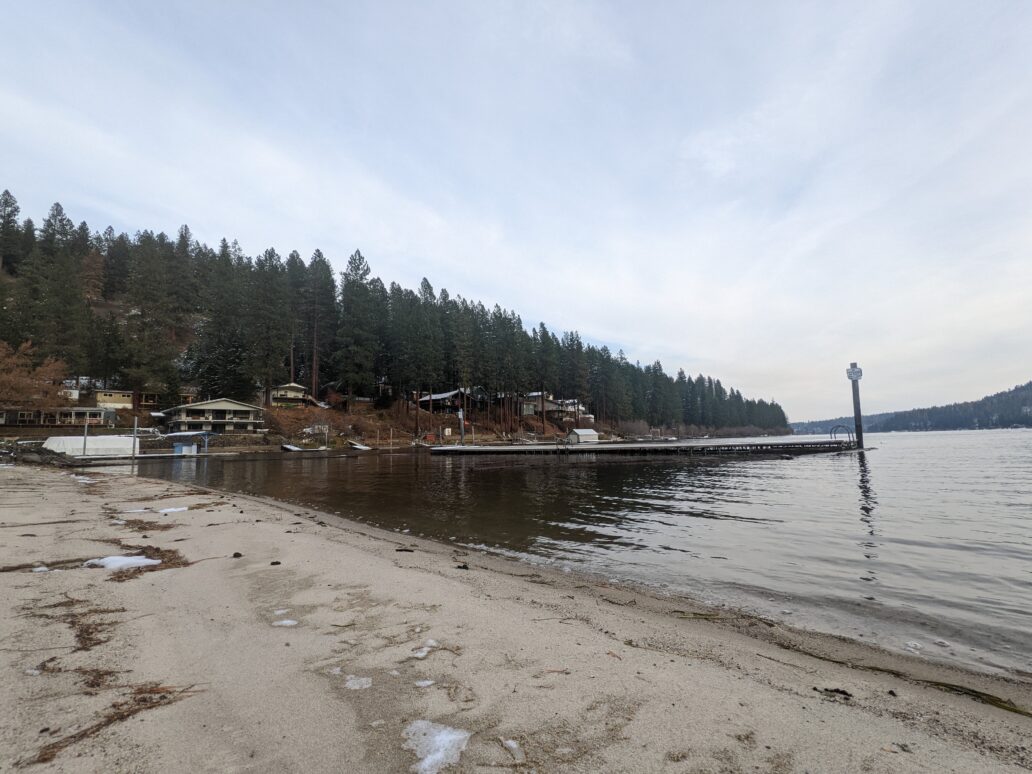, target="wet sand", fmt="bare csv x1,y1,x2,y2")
1,465,1030,772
